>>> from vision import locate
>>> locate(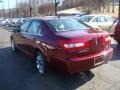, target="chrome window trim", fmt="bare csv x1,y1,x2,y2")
20,32,43,37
